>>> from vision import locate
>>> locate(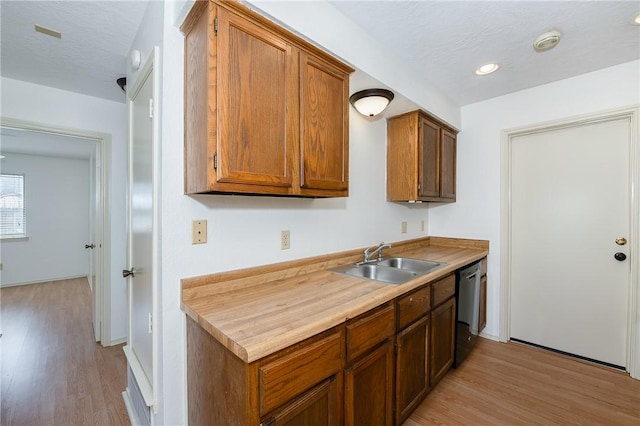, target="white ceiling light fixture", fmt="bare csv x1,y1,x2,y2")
634,12,640,25
475,63,499,76
349,89,395,117
0,155,6,159
534,30,562,52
